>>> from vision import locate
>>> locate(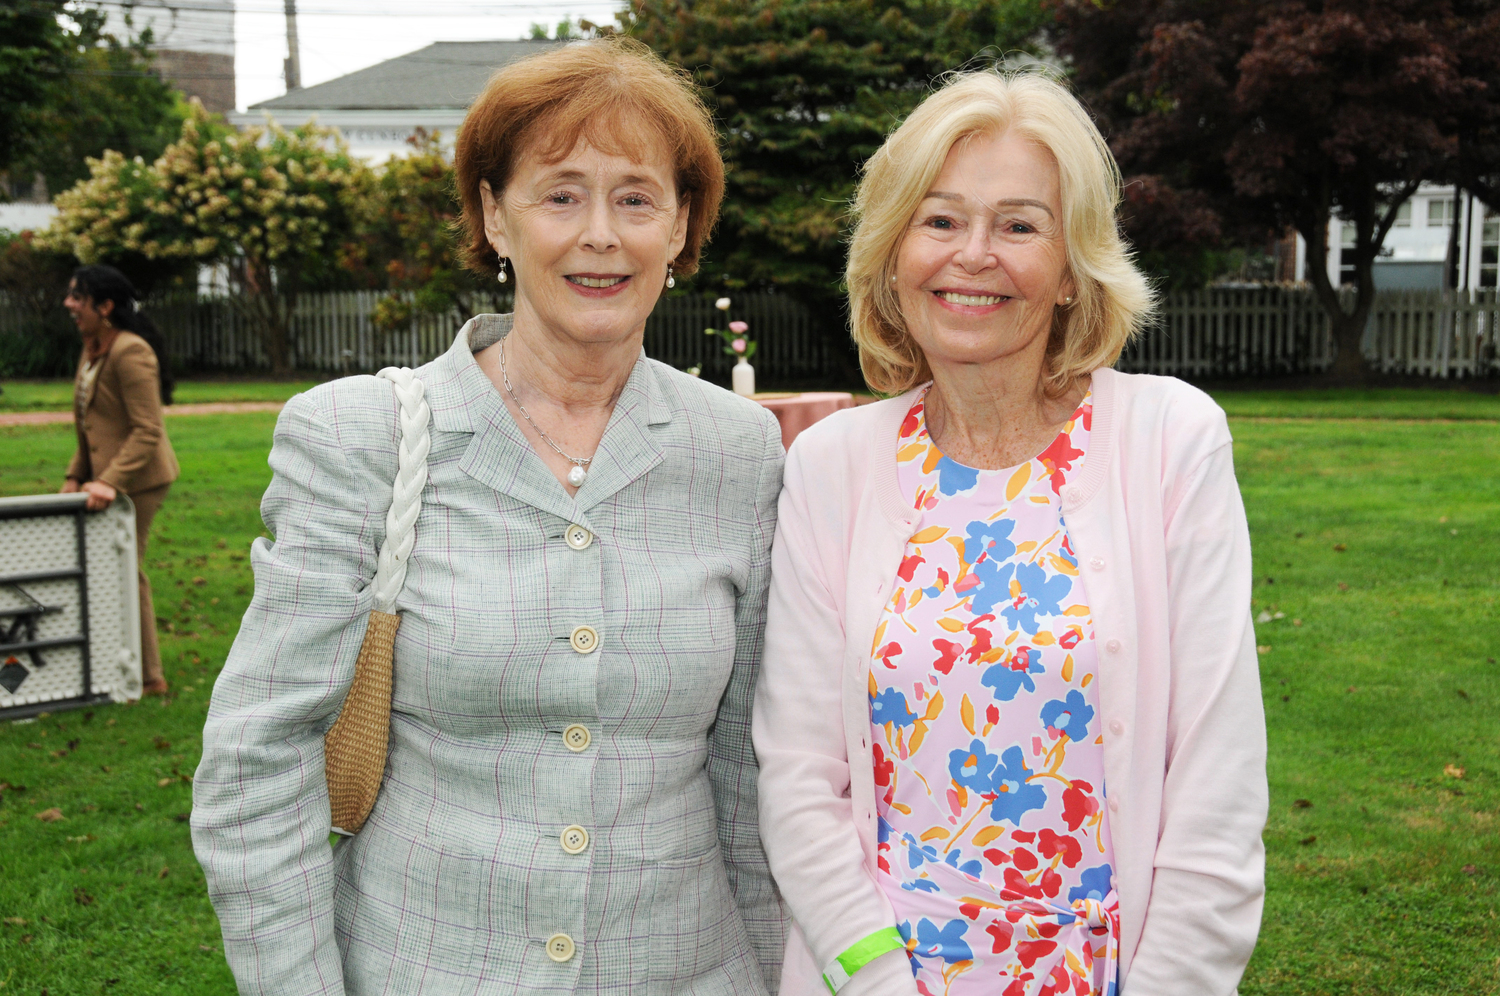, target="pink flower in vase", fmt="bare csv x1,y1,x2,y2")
731,337,747,354
728,321,748,334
